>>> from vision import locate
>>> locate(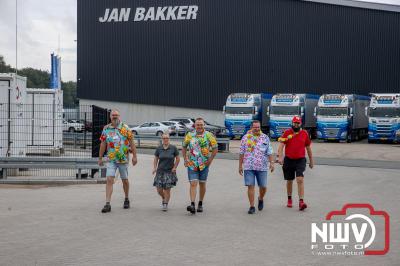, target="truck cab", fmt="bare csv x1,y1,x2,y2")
366,93,400,143
268,93,319,139
316,94,369,142
223,93,261,138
